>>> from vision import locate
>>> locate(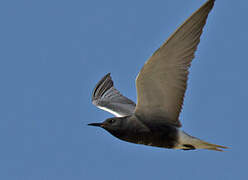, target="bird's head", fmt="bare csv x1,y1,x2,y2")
88,117,128,137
